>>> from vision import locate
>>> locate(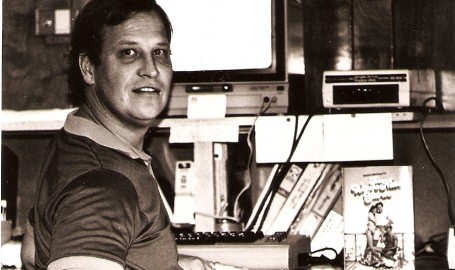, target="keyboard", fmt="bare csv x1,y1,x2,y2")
175,231,311,270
